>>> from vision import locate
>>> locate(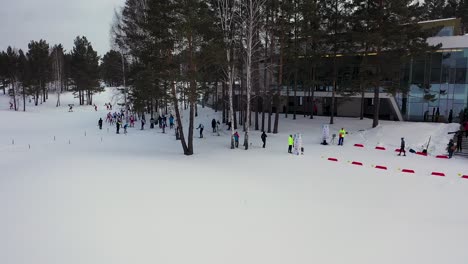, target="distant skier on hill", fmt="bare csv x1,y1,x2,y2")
261,131,267,148
98,118,103,130
116,118,122,134
169,115,174,129
212,119,217,133
398,138,406,156
447,139,455,158
196,124,204,138
234,131,240,148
